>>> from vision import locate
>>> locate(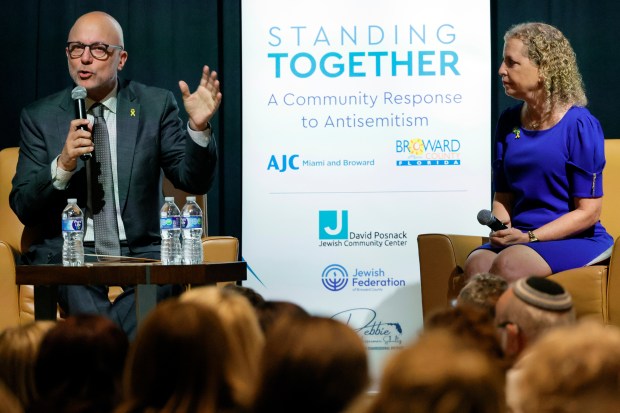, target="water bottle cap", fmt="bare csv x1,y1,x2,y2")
186,196,196,202
164,196,175,202
67,198,77,203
